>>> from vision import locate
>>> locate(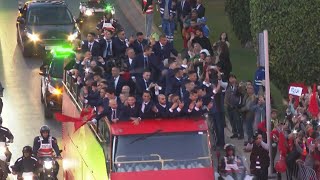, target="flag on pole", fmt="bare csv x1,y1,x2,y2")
55,108,95,132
